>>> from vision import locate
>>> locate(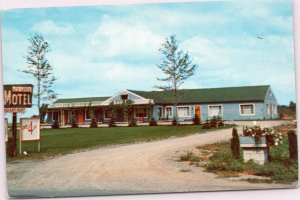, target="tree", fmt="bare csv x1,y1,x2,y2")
289,101,296,111
22,33,57,122
156,35,197,120
39,103,48,123
231,127,240,159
